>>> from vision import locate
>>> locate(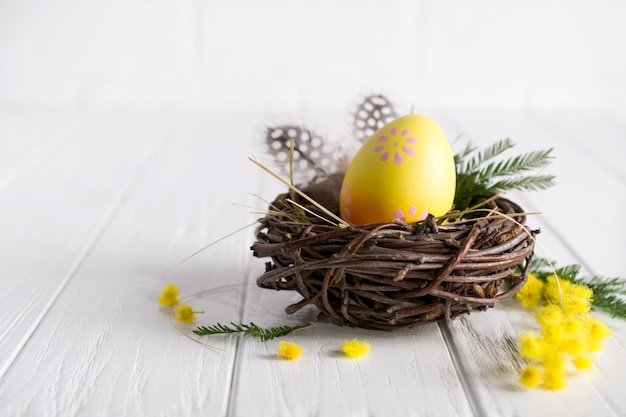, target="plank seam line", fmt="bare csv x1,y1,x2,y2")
438,321,485,417
0,142,163,382
224,267,254,417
